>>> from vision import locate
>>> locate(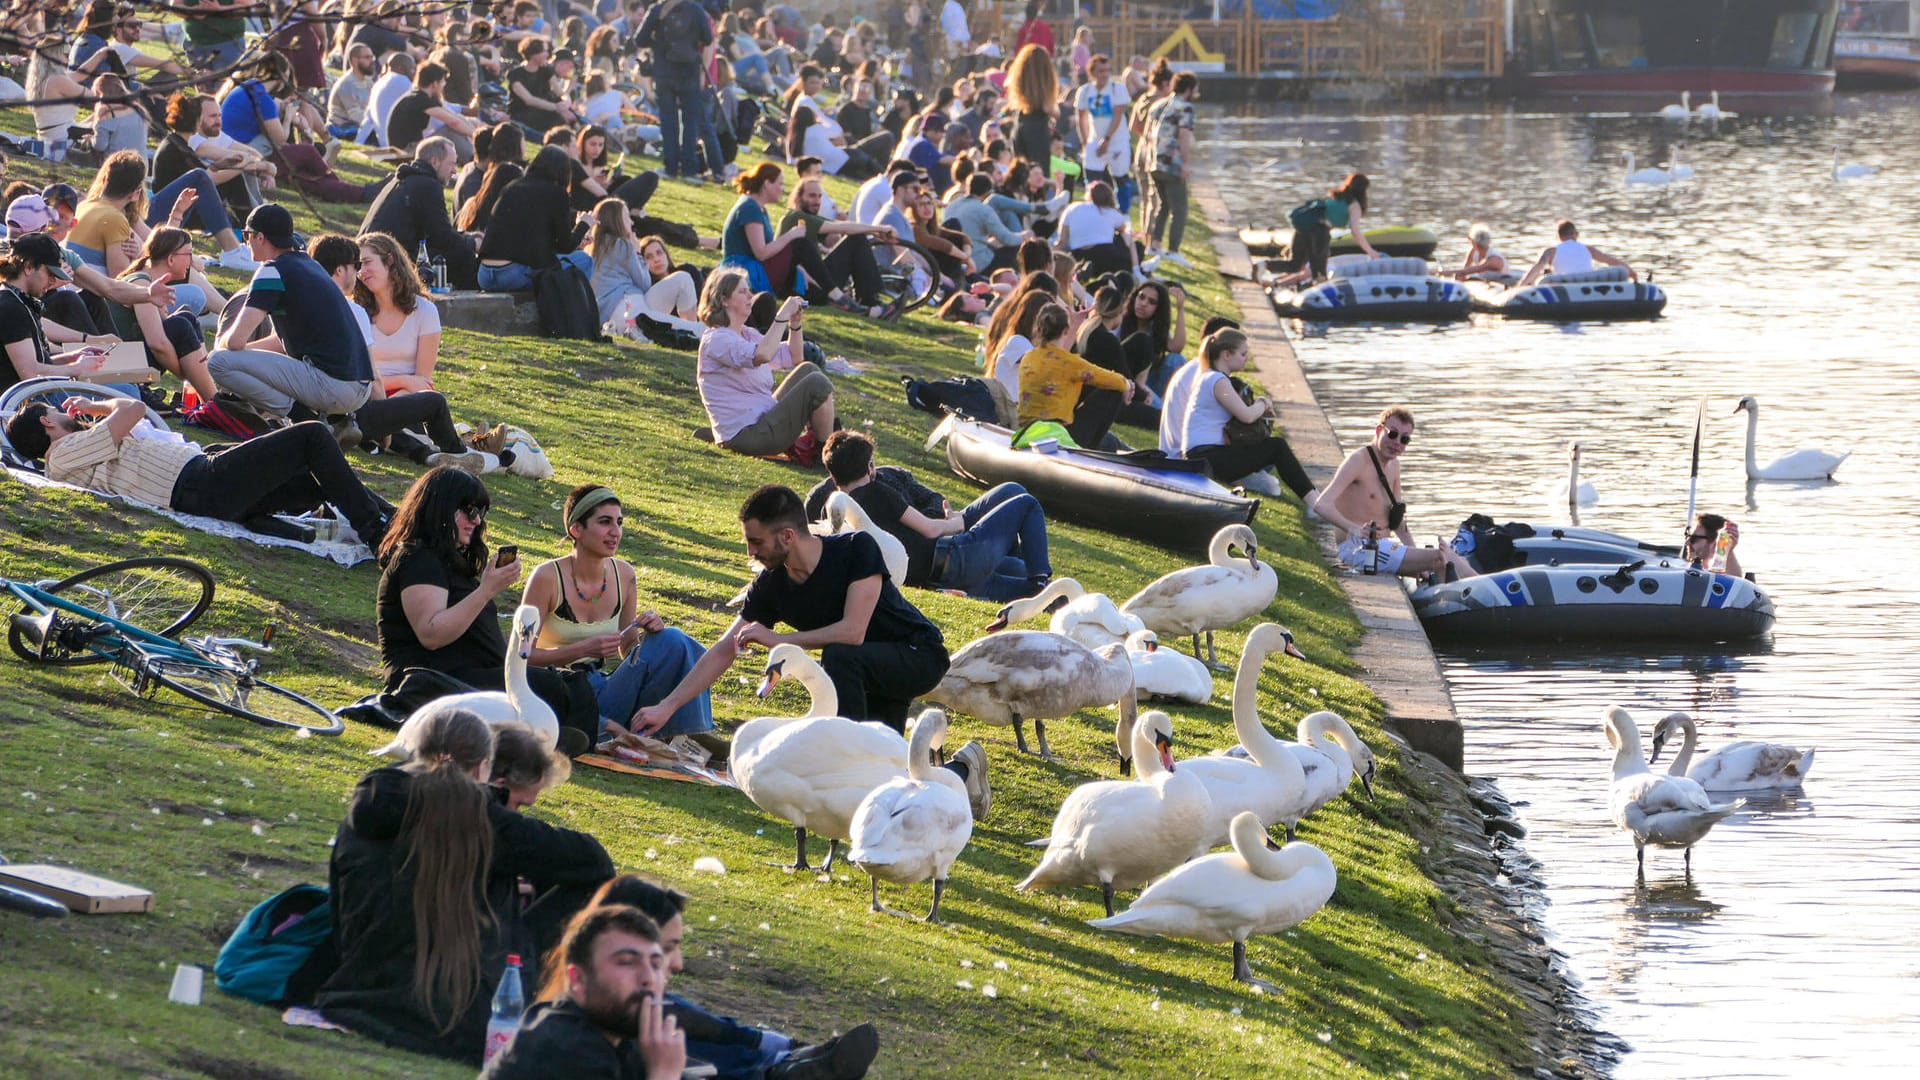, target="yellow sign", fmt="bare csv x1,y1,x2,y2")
1150,22,1227,69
